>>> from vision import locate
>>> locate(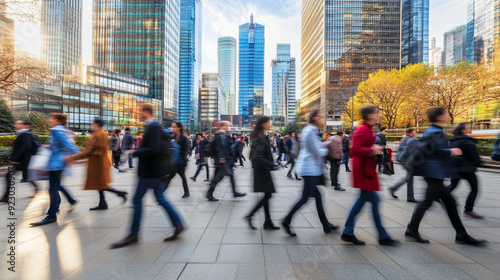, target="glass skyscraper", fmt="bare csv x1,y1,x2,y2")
443,25,468,65
200,73,225,123
467,0,500,63
41,0,82,75
271,44,296,124
93,0,180,123
401,0,429,68
218,36,237,115
178,0,202,125
239,14,265,124
301,0,401,116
